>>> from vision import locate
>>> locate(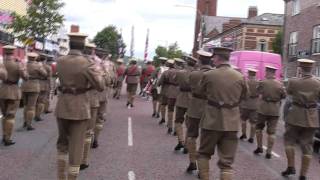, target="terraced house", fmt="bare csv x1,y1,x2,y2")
283,0,320,78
